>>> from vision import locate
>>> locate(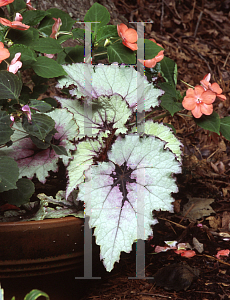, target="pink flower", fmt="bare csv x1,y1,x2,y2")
22,105,32,122
14,13,23,22
0,0,14,7
216,249,230,259
0,41,10,63
0,17,30,30
10,115,14,127
154,245,175,253
182,85,216,118
117,23,138,51
0,17,12,27
7,53,22,73
154,241,177,253
26,0,36,10
174,250,196,258
44,53,55,59
138,39,164,68
200,73,226,101
10,20,30,30
50,17,62,39
43,18,62,58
